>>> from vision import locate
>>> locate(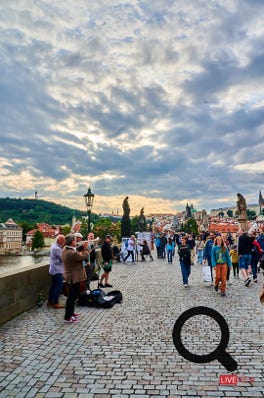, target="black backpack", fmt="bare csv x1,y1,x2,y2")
259,254,264,270
78,289,123,308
